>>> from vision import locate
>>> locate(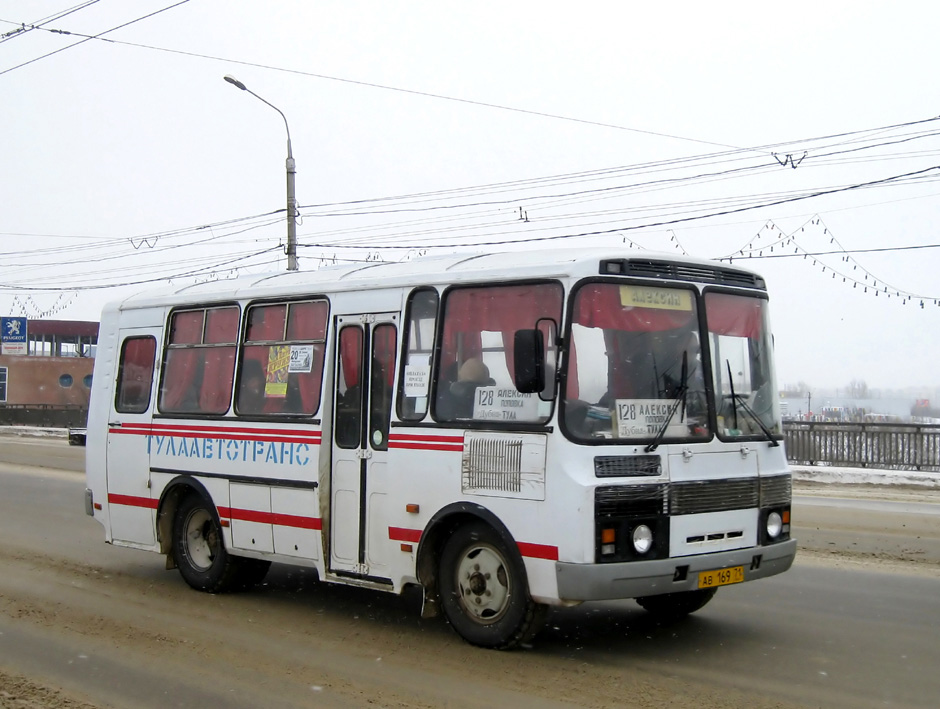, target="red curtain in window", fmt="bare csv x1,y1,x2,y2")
373,324,398,387
445,284,562,332
170,310,204,344
205,307,239,343
199,348,236,413
441,283,563,380
161,310,205,411
118,337,156,411
287,301,328,340
196,308,238,413
573,284,693,332
161,350,200,411
340,326,362,389
286,301,329,415
243,304,287,397
705,292,763,338
247,304,287,342
604,330,634,398
290,345,324,414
